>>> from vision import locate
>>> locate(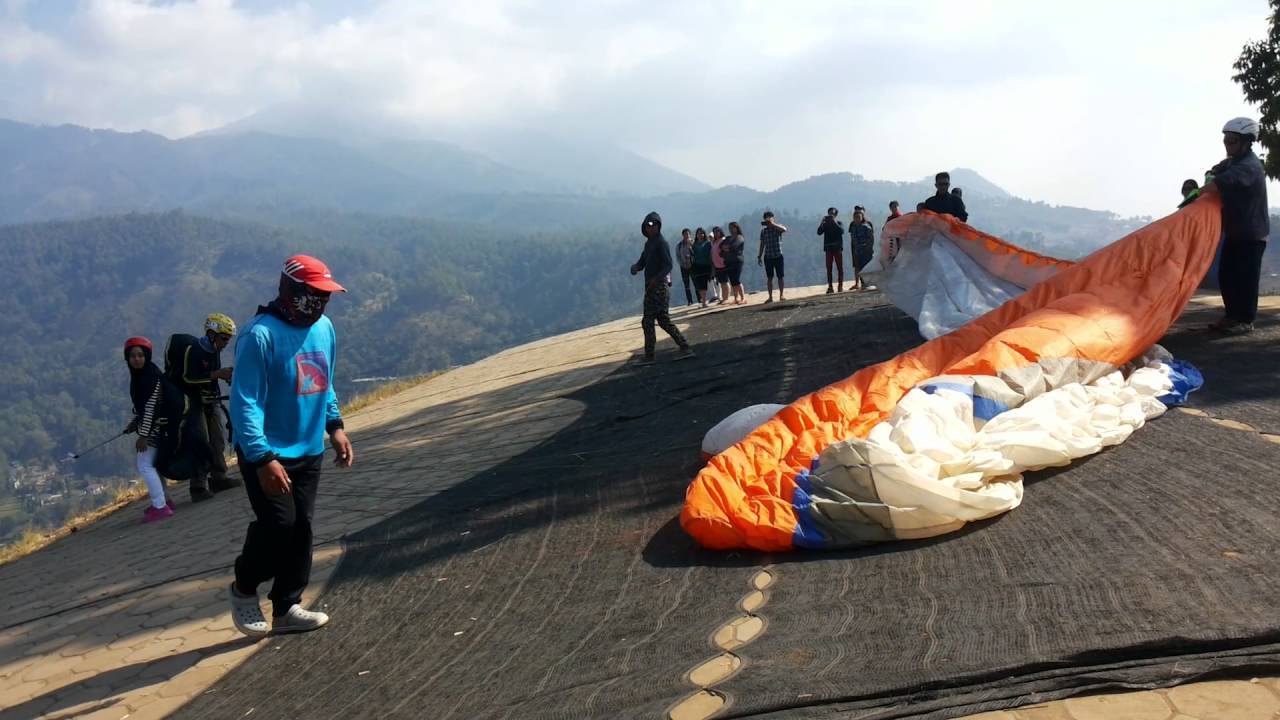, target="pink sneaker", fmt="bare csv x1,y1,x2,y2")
142,505,174,524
